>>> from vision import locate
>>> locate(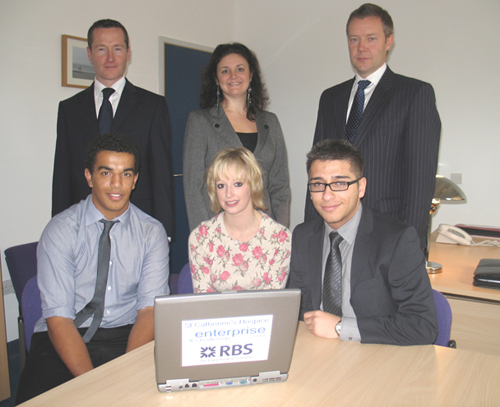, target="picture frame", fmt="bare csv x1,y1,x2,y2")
62,35,94,88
